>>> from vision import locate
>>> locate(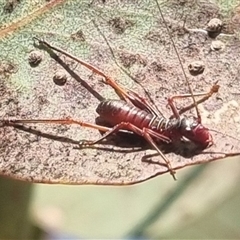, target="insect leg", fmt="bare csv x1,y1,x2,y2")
79,123,171,146
33,38,158,115
4,118,175,178
2,118,111,133
33,37,129,102
3,118,170,144
103,77,161,116
168,83,220,119
78,122,176,180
